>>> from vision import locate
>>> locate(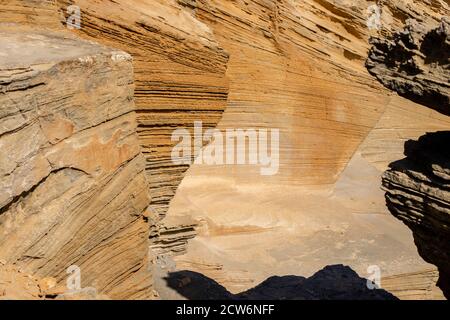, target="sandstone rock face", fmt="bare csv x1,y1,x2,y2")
0,0,62,28
1,0,449,300
367,18,450,115
365,16,450,299
0,29,152,299
55,0,230,219
173,0,447,185
166,0,449,299
0,0,228,298
382,132,450,298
